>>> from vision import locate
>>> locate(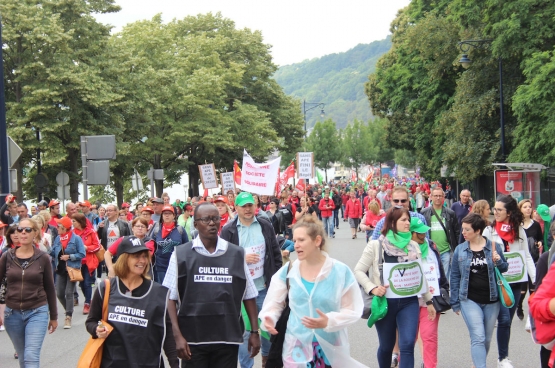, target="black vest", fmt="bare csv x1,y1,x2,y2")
102,278,169,368
176,241,246,344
